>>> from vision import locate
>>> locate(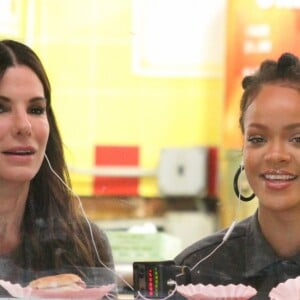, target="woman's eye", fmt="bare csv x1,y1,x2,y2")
291,136,300,143
29,106,46,115
247,136,265,144
0,104,9,113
